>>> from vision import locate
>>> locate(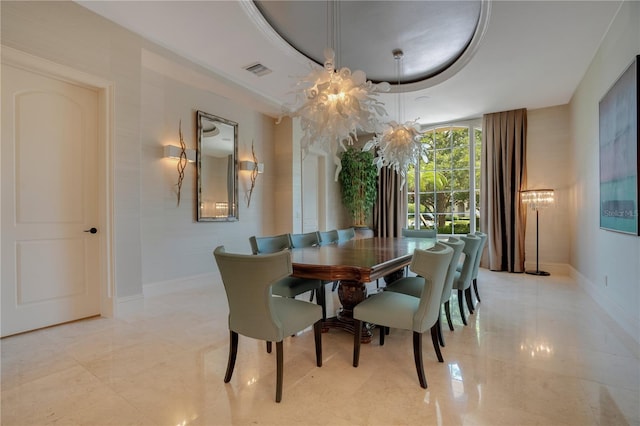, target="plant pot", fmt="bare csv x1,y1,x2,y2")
353,226,374,239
